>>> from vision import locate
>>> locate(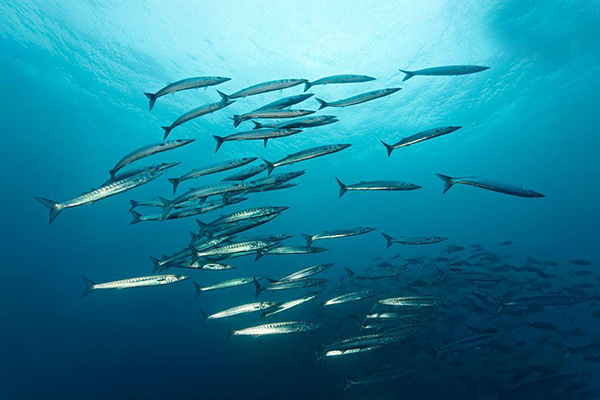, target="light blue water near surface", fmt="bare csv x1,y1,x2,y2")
1,1,599,399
